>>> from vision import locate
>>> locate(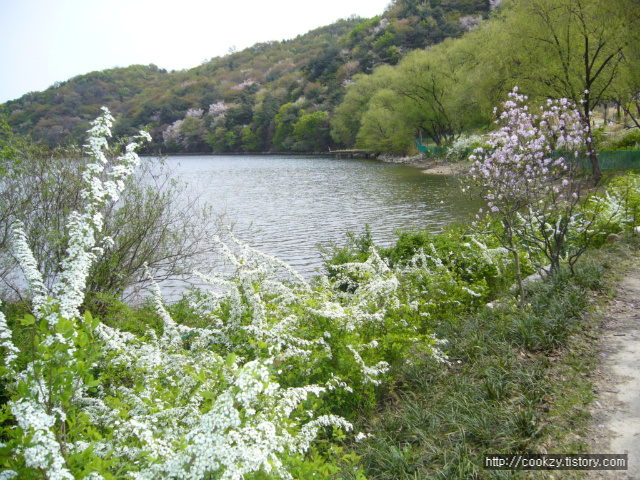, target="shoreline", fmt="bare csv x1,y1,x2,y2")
375,154,473,175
